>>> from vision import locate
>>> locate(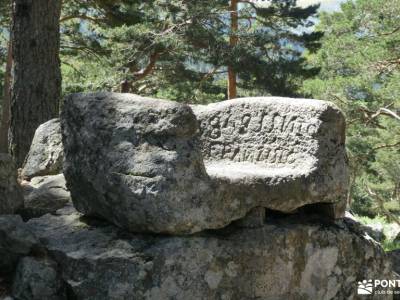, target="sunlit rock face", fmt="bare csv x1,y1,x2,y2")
61,93,214,234
193,97,348,218
22,118,64,180
21,174,71,219
61,93,347,234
